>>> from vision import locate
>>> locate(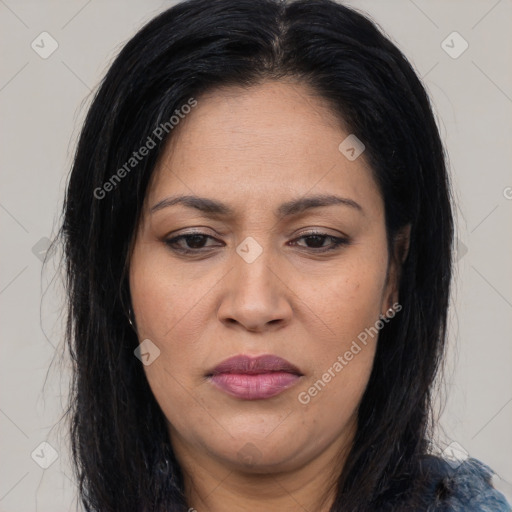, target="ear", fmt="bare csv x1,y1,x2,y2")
381,223,411,316
394,223,411,265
